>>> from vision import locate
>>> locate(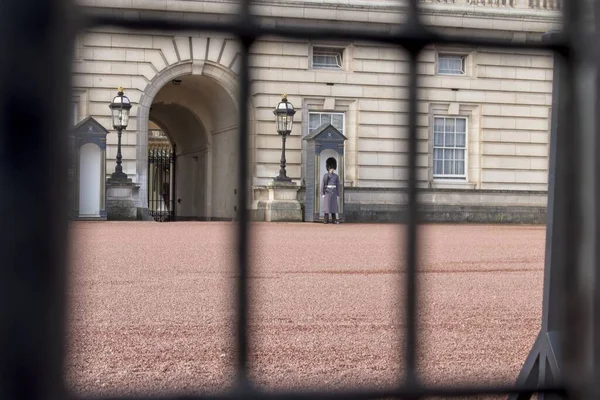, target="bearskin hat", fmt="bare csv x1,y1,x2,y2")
326,157,337,170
